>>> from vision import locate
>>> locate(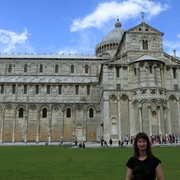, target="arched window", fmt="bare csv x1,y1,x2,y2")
67,108,71,118
89,108,94,118
8,64,12,73
24,85,27,94
85,65,88,73
40,64,43,73
42,108,47,118
55,64,59,73
19,108,24,118
142,40,148,50
71,65,74,73
24,64,28,72
116,67,120,77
